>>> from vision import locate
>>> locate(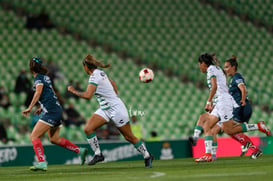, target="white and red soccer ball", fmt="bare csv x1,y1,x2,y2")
139,68,154,83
